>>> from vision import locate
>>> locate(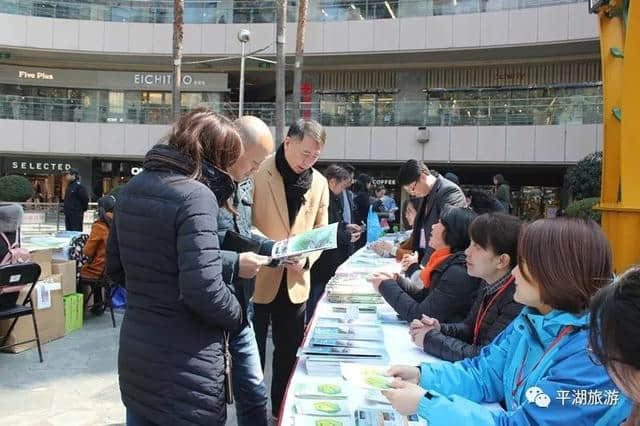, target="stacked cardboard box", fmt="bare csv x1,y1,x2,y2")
30,249,53,279
63,293,84,334
52,259,77,296
0,275,65,353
